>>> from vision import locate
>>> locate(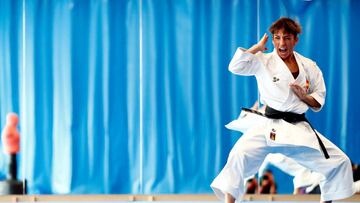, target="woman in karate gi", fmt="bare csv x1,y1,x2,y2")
210,17,355,203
